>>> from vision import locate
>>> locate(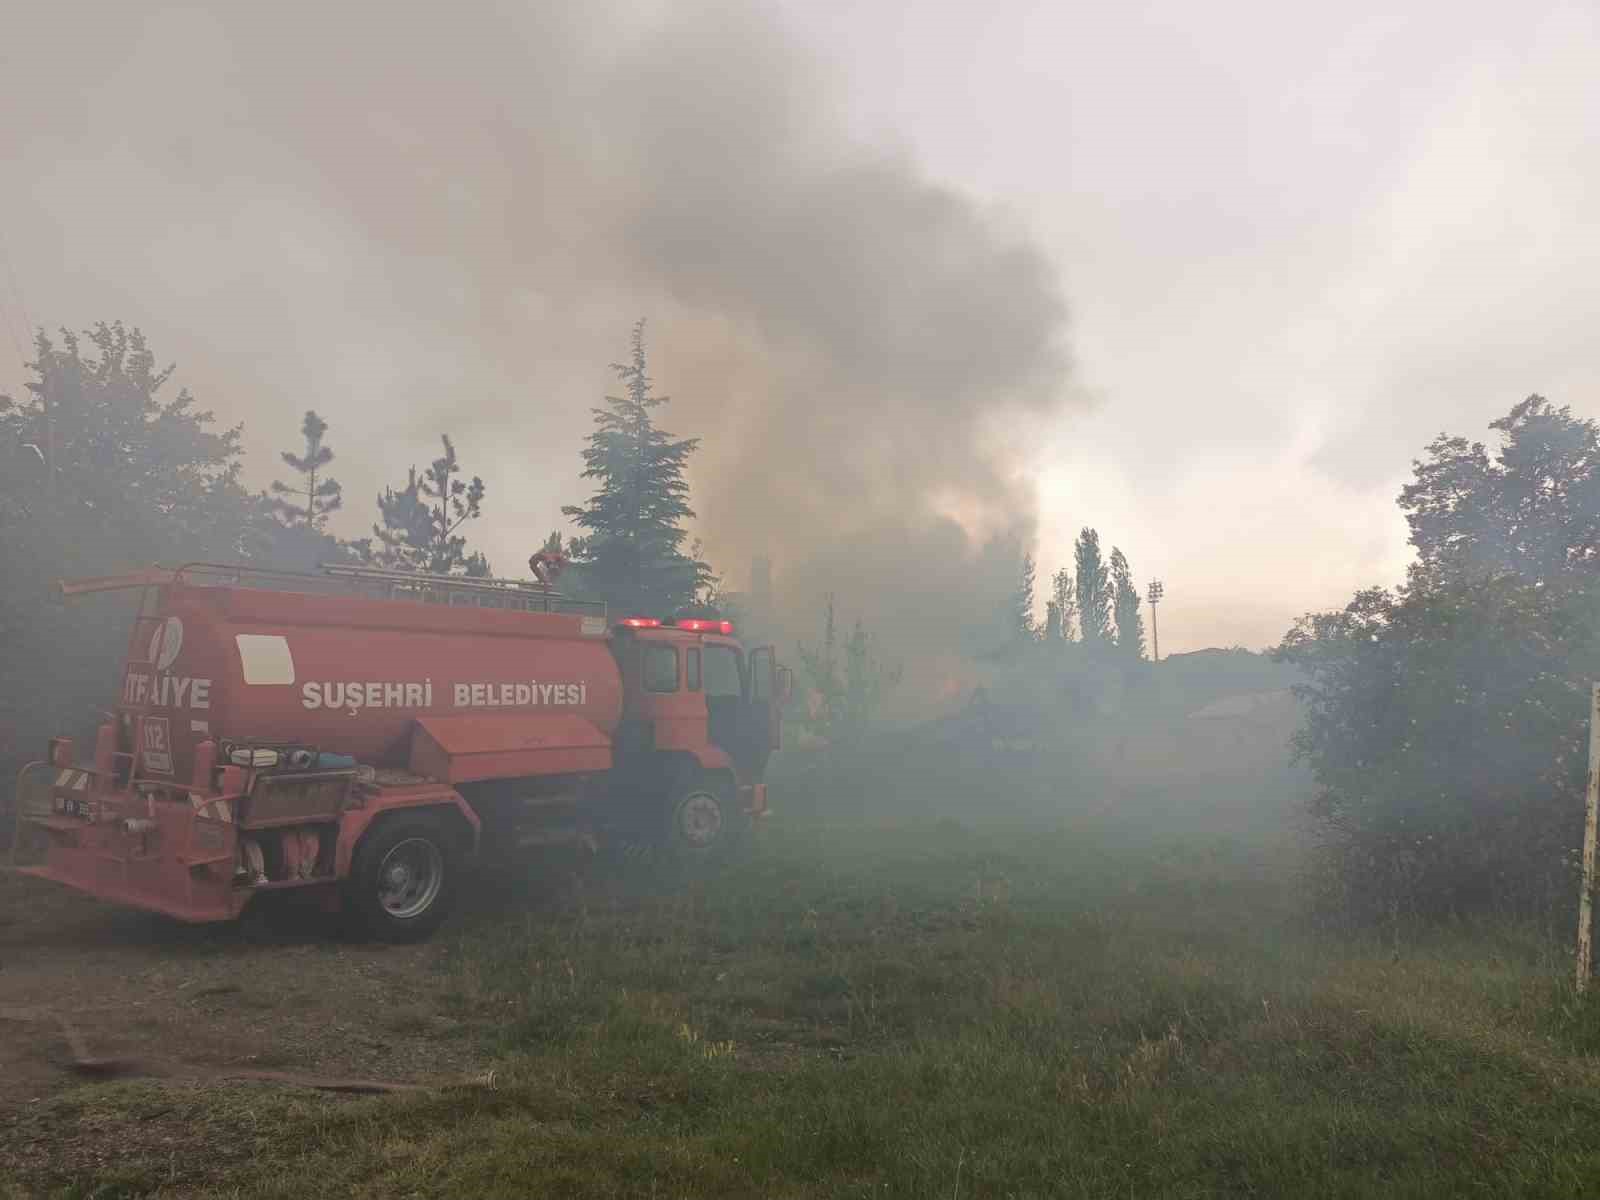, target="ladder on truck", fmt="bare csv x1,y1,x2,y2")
56,562,607,618
317,563,607,616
